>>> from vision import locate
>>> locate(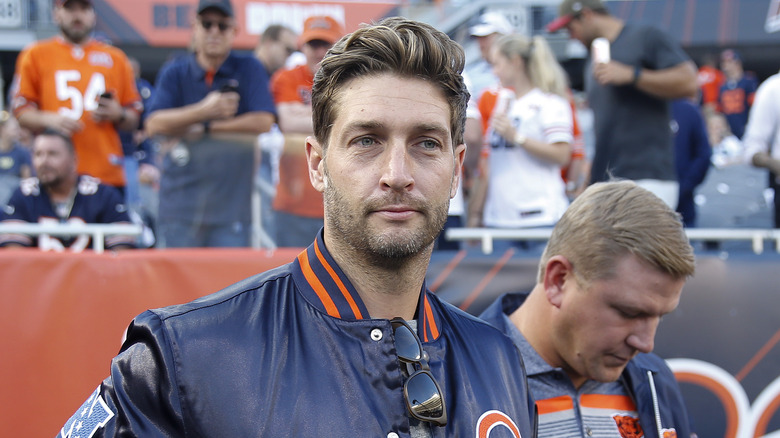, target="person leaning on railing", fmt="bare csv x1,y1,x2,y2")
0,129,135,251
